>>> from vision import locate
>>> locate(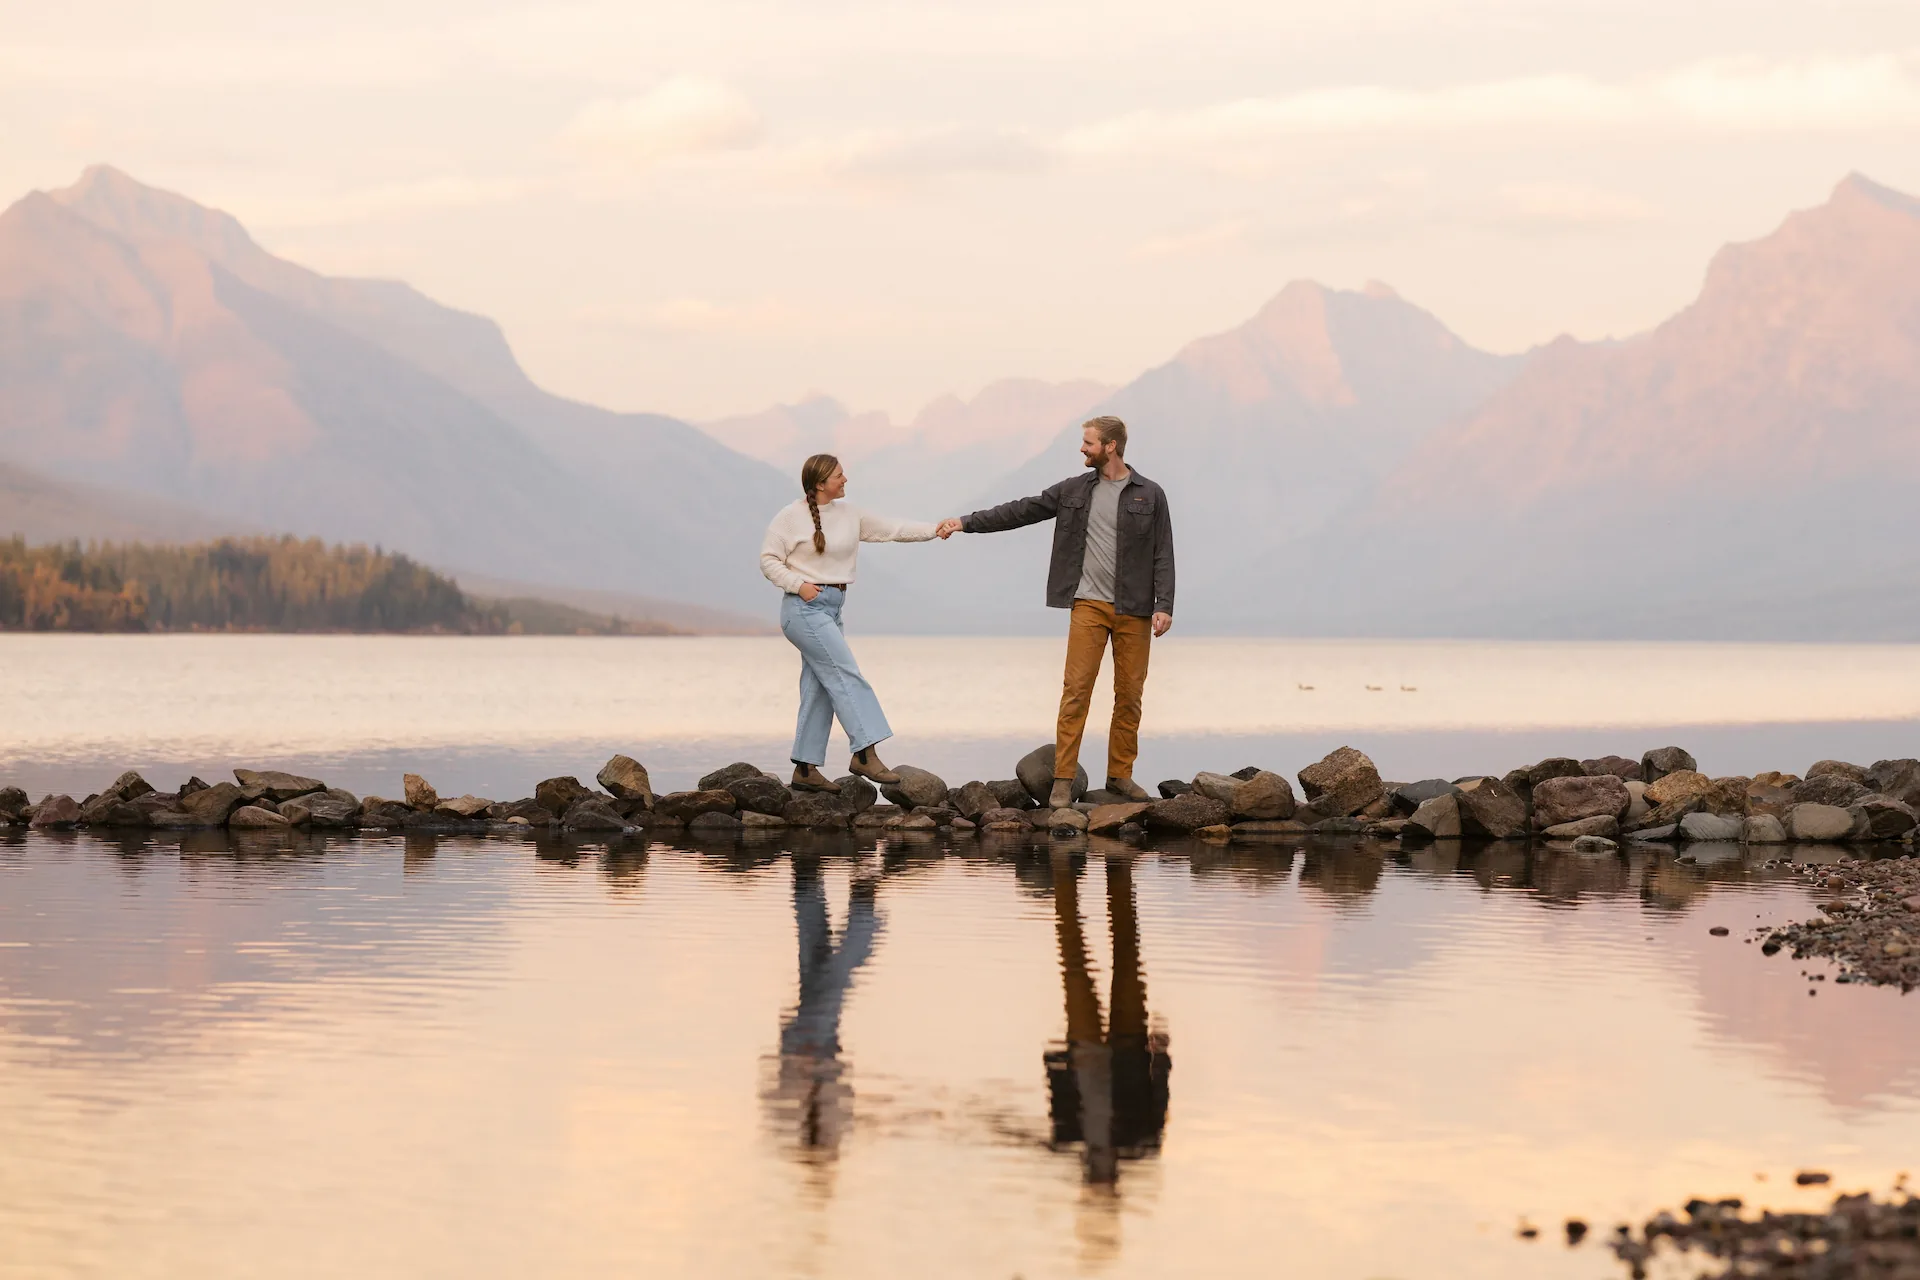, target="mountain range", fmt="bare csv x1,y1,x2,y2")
6,166,1920,638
